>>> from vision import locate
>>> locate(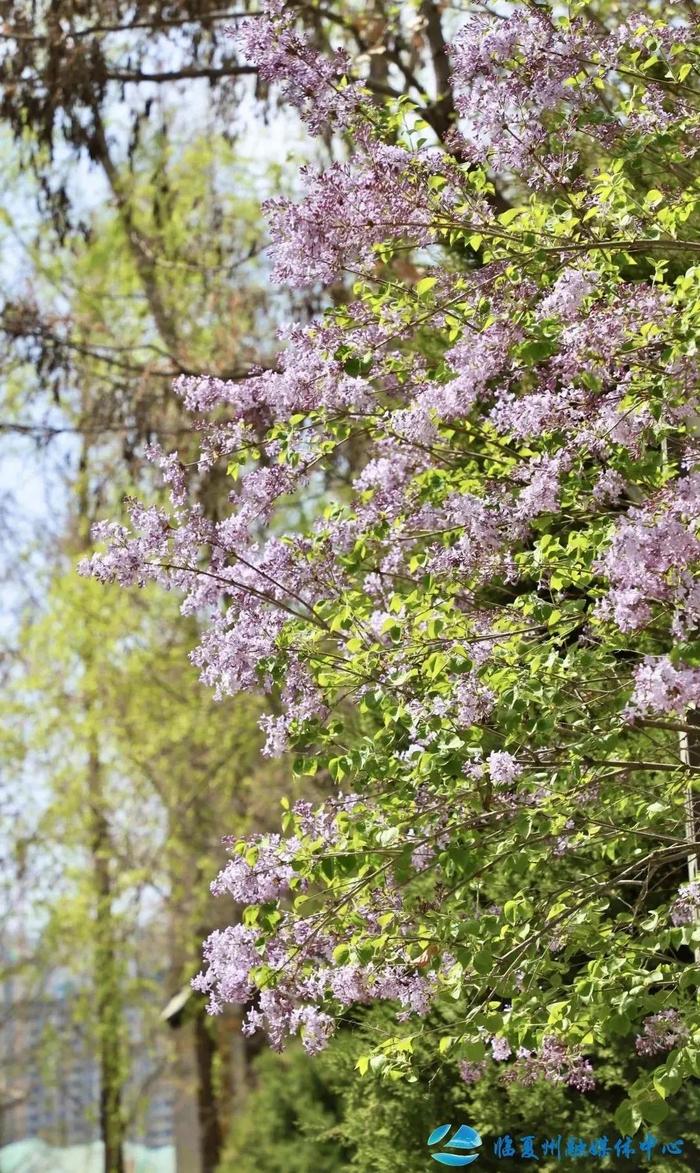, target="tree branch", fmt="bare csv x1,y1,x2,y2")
105,64,256,84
